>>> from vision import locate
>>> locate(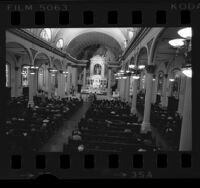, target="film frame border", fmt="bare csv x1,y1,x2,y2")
0,0,199,179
